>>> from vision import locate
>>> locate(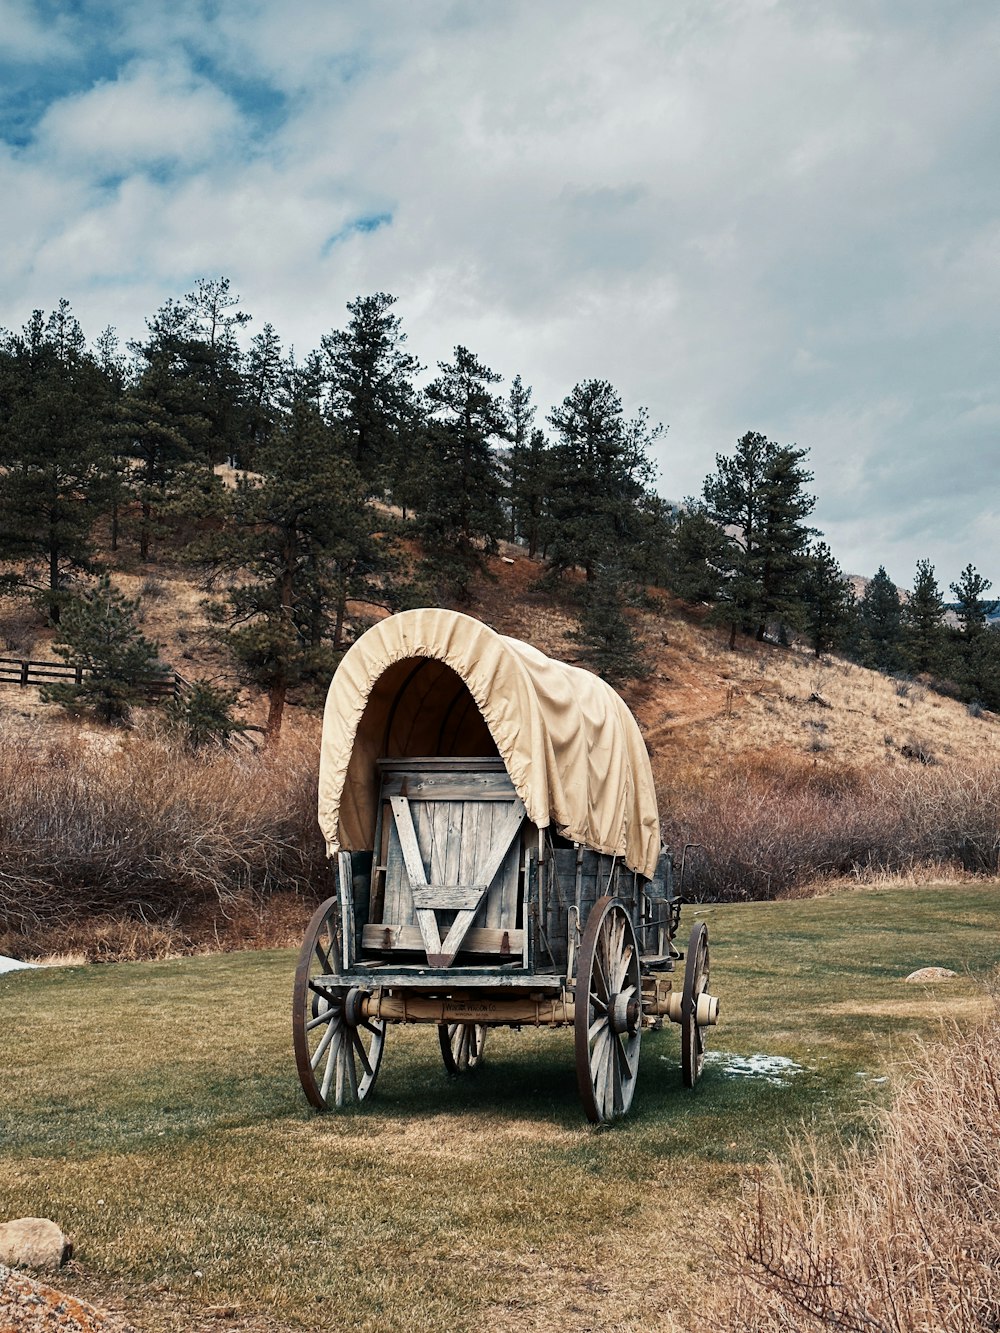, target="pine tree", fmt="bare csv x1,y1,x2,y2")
569,564,649,683
901,559,949,675
503,374,535,541
166,681,247,748
545,380,659,583
949,564,998,639
511,426,553,559
702,432,815,647
203,403,398,740
801,541,855,657
240,322,286,468
664,502,727,603
41,576,166,723
412,345,508,598
186,276,251,468
855,566,904,672
320,292,421,494
948,564,1000,708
